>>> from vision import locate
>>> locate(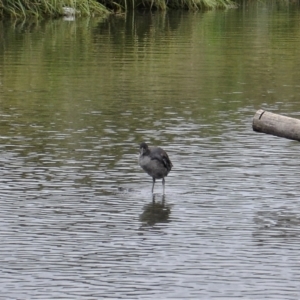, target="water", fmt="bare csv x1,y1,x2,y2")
1,3,300,299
